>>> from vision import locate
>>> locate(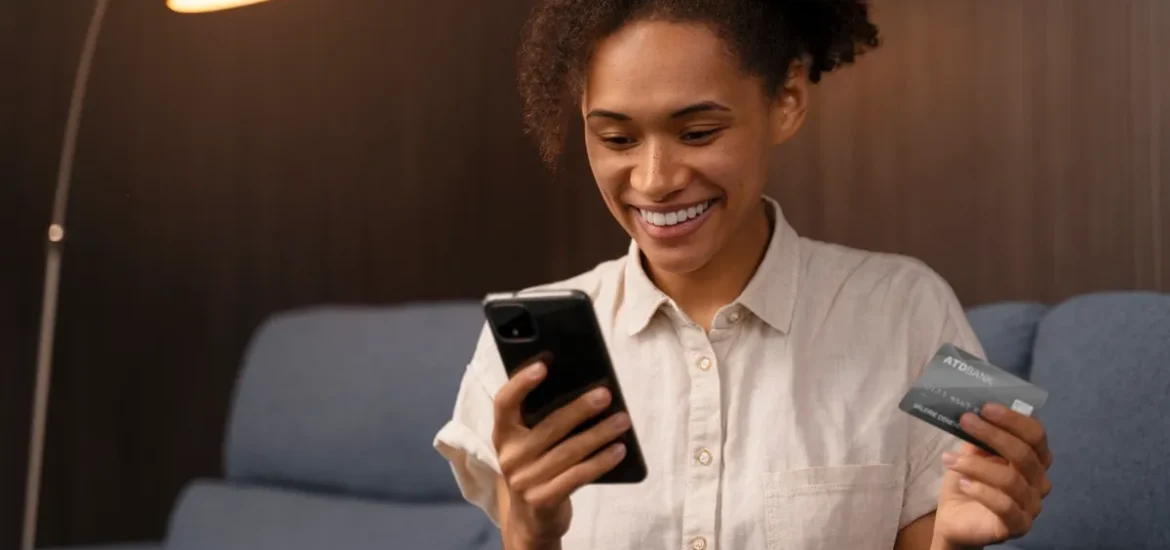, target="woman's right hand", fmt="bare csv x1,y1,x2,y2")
492,361,631,549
